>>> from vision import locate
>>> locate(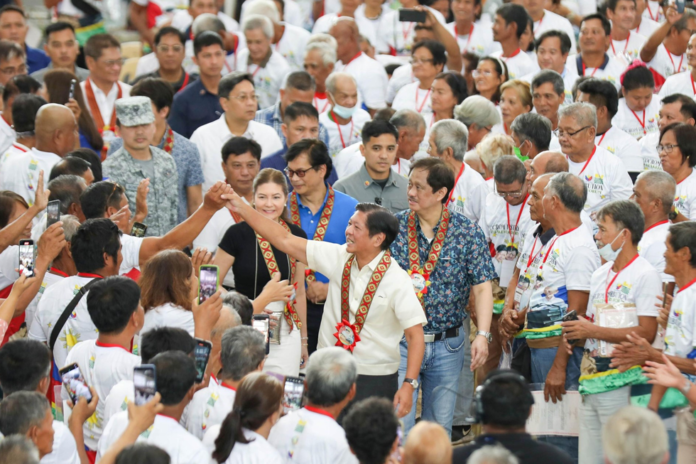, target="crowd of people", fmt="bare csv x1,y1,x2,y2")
0,0,693,462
